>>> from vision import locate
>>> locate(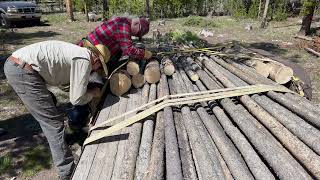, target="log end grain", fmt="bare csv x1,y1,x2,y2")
269,63,294,84
145,60,161,84
127,60,140,76
163,57,175,76
132,73,146,88
110,70,132,96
